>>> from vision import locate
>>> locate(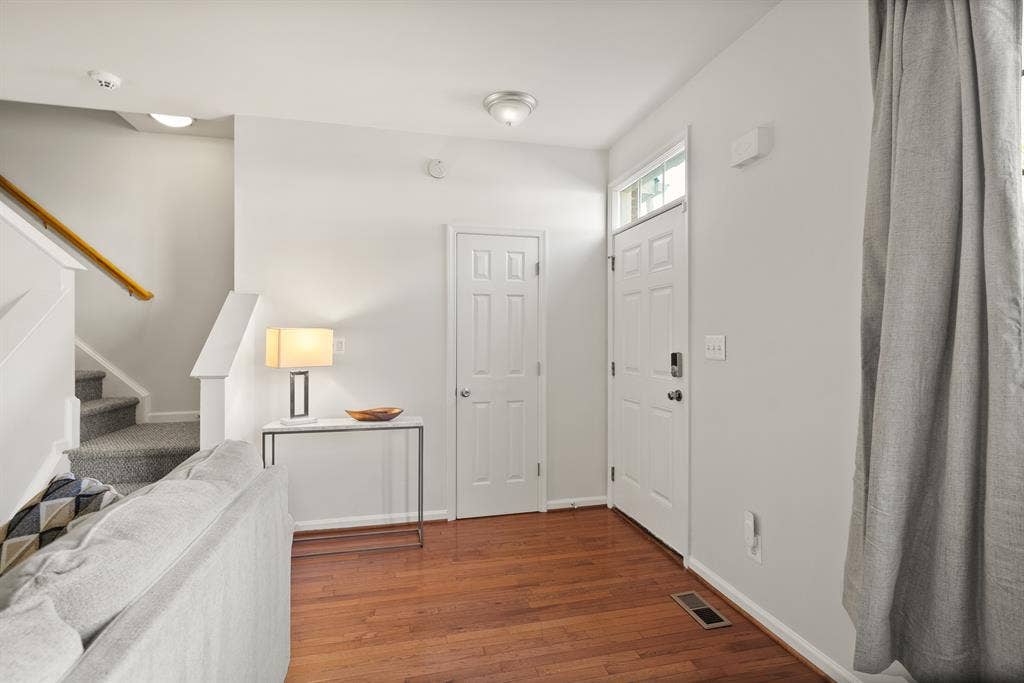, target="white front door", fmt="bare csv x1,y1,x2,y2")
612,204,689,554
456,233,541,518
